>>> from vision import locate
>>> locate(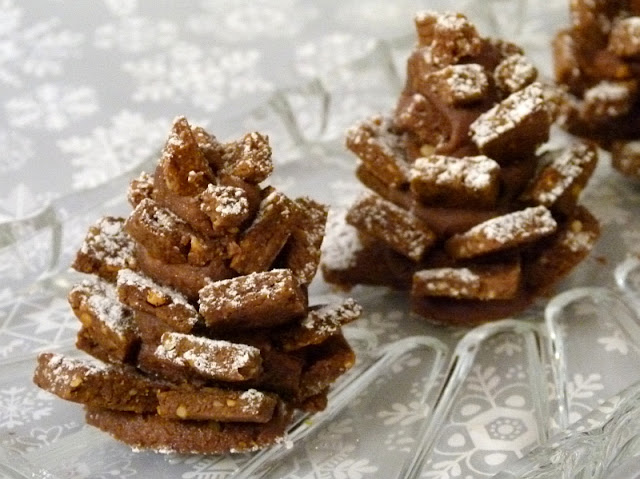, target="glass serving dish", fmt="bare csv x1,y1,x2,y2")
1,0,640,477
